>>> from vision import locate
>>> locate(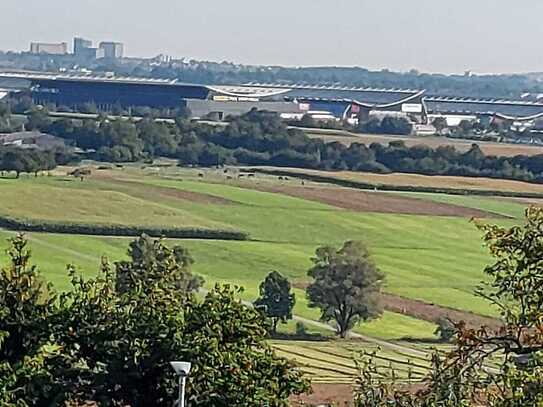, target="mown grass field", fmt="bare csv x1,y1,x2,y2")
0,165,532,337
253,166,543,195
271,340,437,384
